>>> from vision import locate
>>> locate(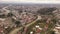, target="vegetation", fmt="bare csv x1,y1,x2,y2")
37,7,56,15
15,21,21,27
7,13,13,17
0,14,6,18
26,16,57,34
